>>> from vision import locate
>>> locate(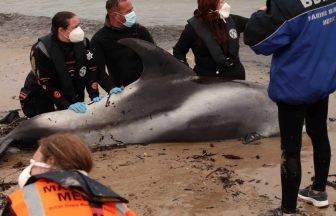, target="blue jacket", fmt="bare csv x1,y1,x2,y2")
244,0,336,104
